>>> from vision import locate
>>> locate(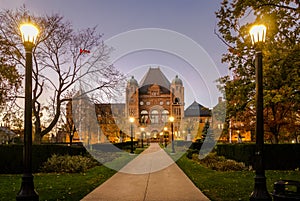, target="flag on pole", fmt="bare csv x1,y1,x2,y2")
80,48,90,54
